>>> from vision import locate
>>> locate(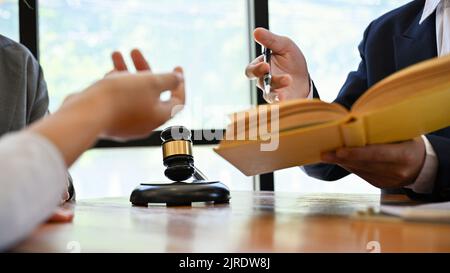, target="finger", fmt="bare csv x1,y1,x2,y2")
257,74,292,90
112,51,128,71
341,165,403,189
340,165,387,186
254,27,293,54
324,150,420,185
337,159,393,176
334,143,408,163
159,67,186,116
145,71,184,94
324,153,377,171
167,67,186,106
131,49,152,72
252,55,264,64
329,154,408,181
245,56,266,79
323,152,385,174
246,62,269,80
